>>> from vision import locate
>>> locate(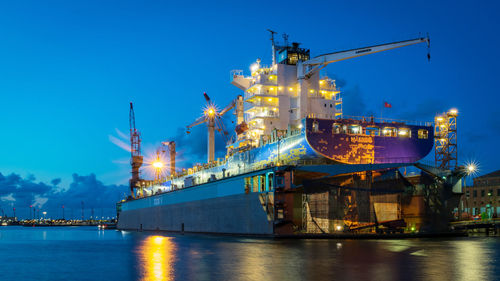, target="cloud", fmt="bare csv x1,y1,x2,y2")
1,193,15,202
0,172,127,219
51,178,61,186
